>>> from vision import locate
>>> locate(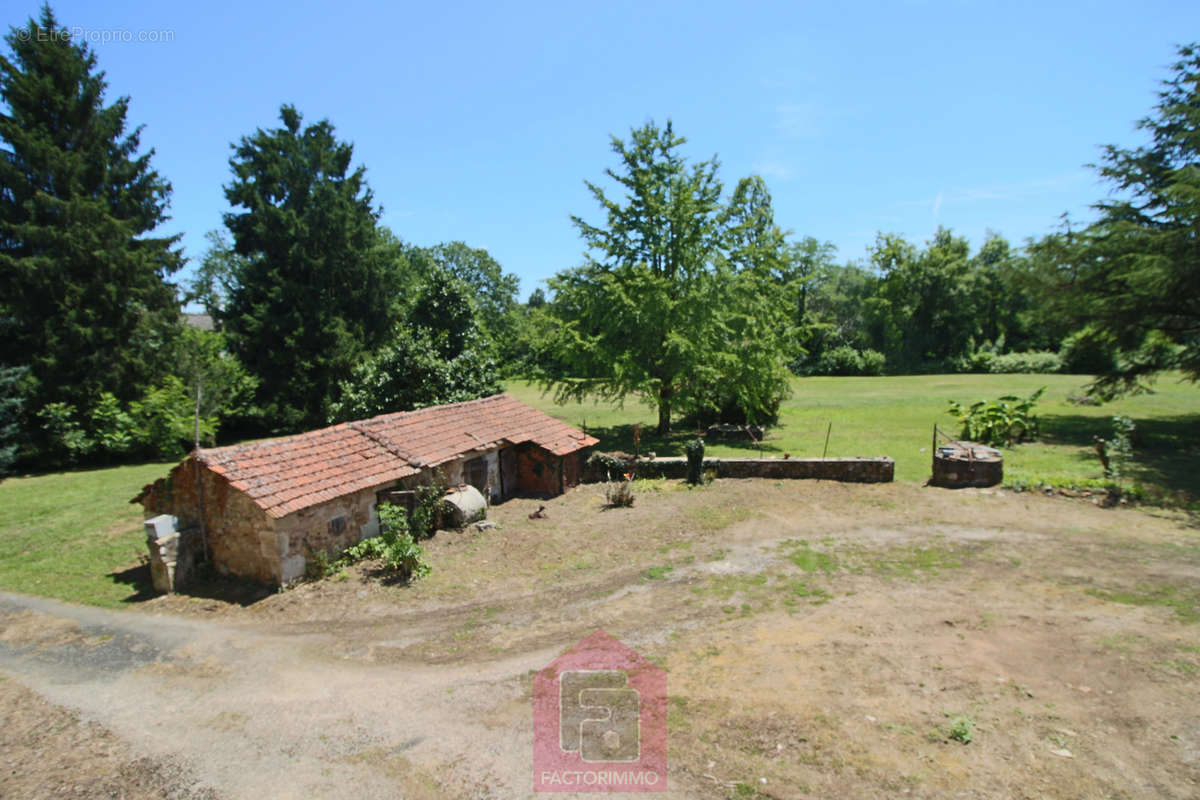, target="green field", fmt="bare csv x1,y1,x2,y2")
0,373,1195,608
509,373,1200,492
0,462,173,607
